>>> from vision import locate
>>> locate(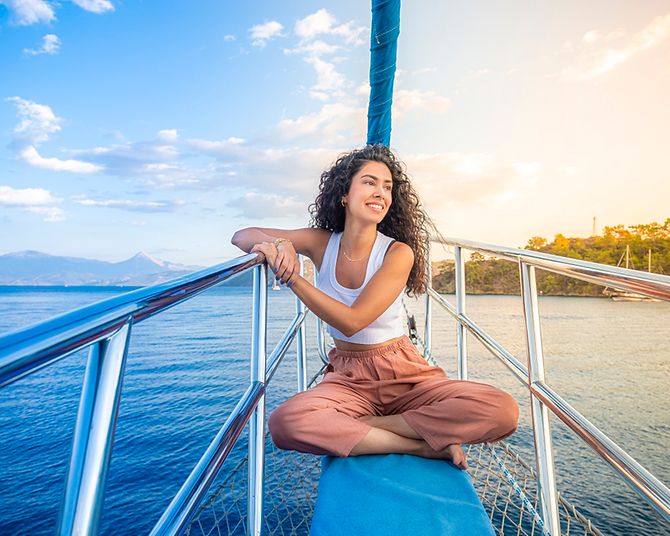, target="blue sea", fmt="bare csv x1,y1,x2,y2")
0,286,668,535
